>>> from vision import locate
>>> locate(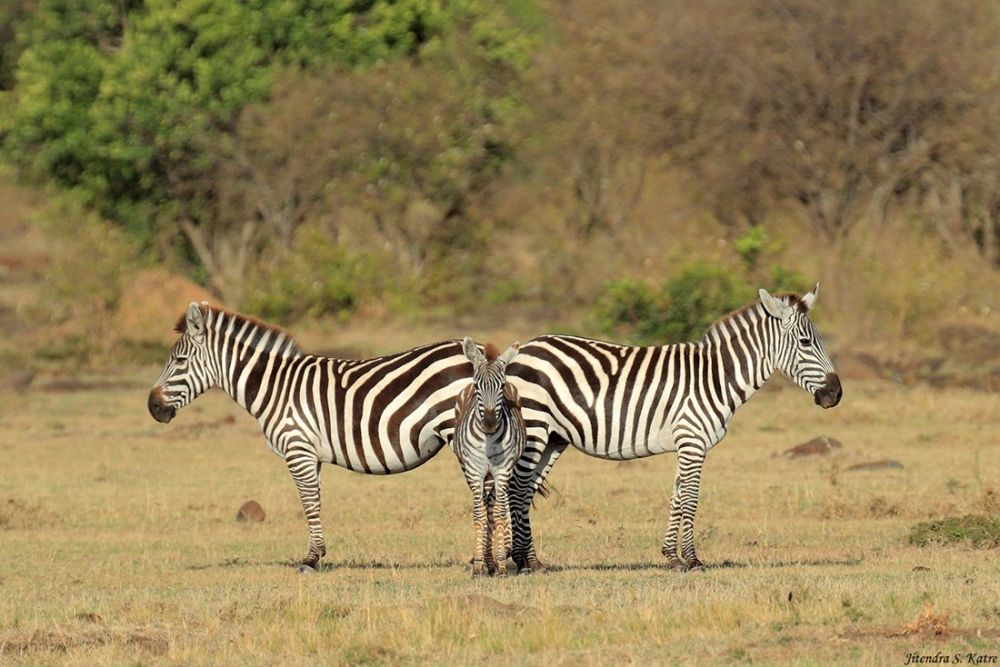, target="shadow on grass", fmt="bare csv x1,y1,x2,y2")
550,555,864,572
185,556,468,572
185,554,864,573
